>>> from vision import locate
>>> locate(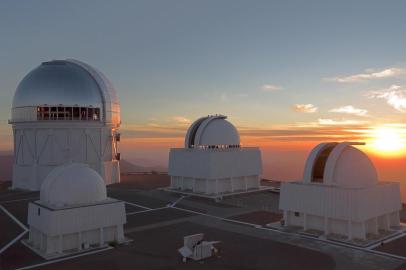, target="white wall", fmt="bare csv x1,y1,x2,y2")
12,121,120,190
28,200,126,236
168,148,262,180
281,181,401,239
307,214,324,231
329,218,347,236
28,200,126,256
280,182,401,222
